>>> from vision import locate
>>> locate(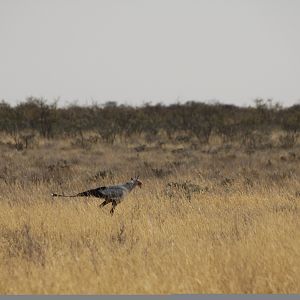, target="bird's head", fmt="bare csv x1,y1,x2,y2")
131,176,142,188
